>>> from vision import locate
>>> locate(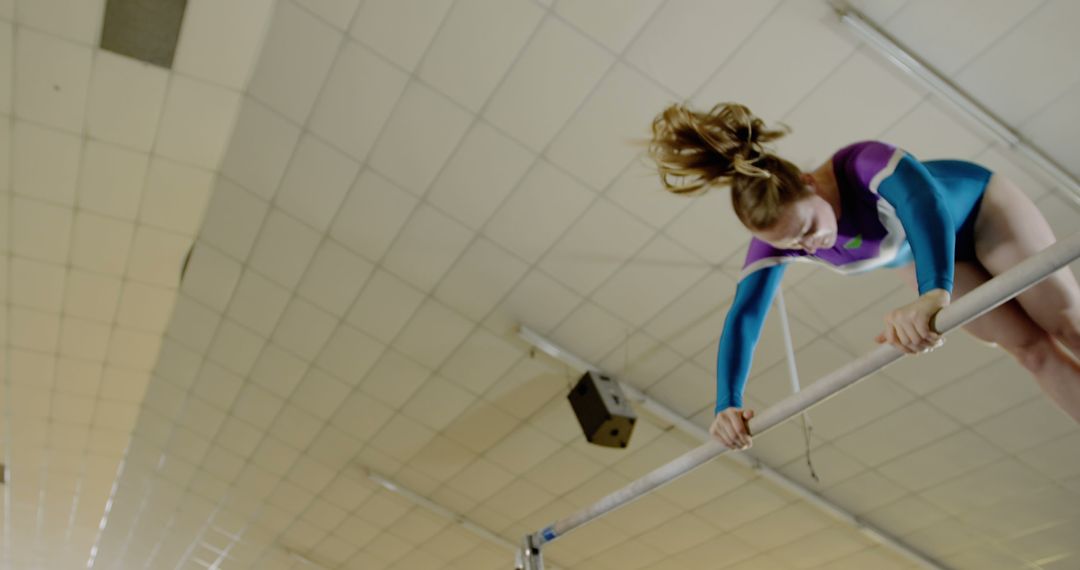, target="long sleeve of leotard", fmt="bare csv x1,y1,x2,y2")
715,263,786,414
877,153,955,295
